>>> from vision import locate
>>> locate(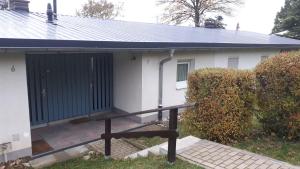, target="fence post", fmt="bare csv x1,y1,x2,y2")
104,119,111,159
168,108,178,164
158,105,163,121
